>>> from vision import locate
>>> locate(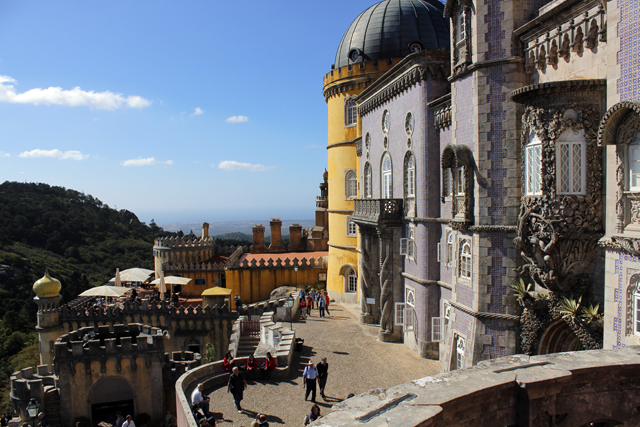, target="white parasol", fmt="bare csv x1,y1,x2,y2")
79,285,130,298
